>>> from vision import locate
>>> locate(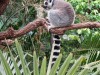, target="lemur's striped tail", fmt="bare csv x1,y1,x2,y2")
47,34,61,75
